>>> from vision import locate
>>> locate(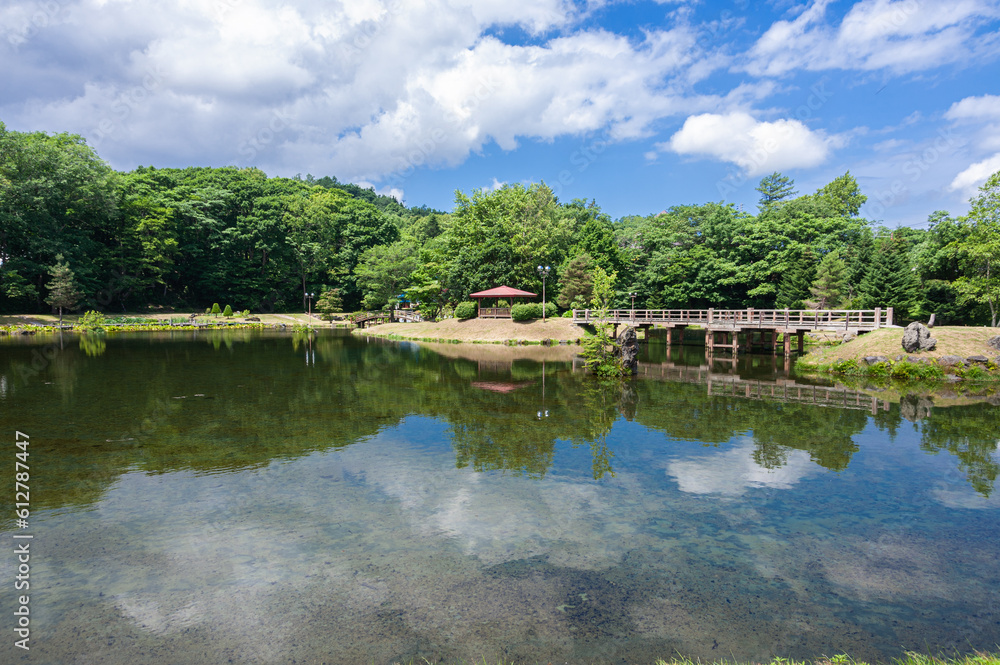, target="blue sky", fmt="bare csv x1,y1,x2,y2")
2,0,1000,226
